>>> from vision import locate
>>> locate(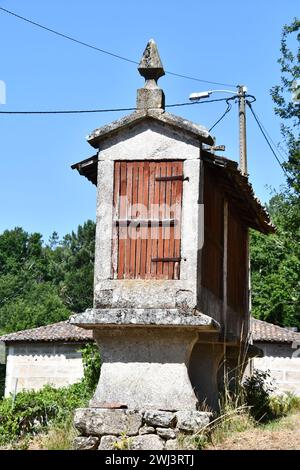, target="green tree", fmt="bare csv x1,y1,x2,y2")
0,221,95,334
251,193,300,328
270,18,300,194
51,220,95,313
0,282,70,334
251,19,300,328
